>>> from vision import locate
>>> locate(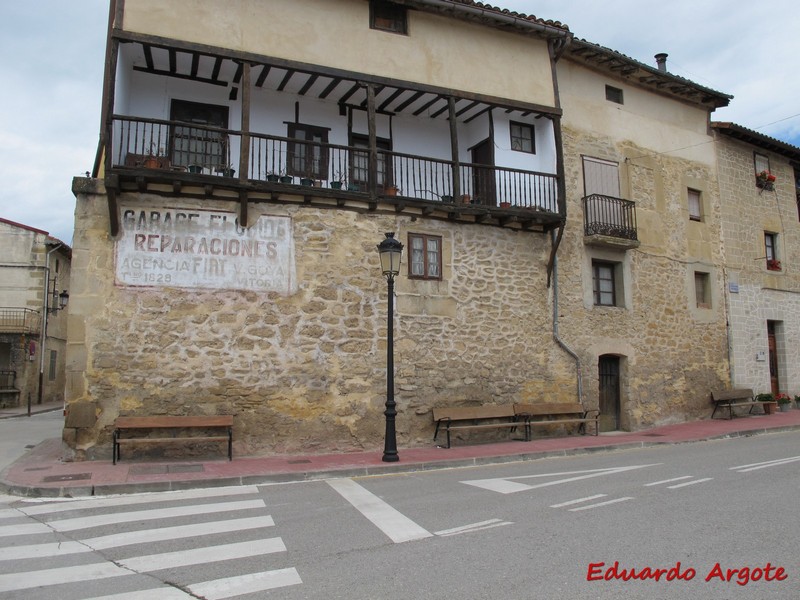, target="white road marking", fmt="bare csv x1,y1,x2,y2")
644,476,694,486
120,538,285,571
434,519,513,536
568,497,634,511
188,567,303,598
667,478,713,489
462,464,661,494
83,589,194,600
327,478,433,544
730,455,800,473
550,494,607,508
20,485,259,516
47,499,265,532
0,522,53,538
0,562,129,592
1,540,89,560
